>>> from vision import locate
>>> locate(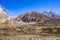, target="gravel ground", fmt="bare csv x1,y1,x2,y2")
0,35,60,40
